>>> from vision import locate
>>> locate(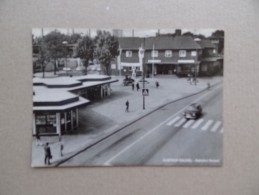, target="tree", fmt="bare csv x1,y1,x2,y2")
94,30,119,75
74,35,95,75
69,33,82,44
43,31,68,75
182,32,194,37
211,30,224,54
